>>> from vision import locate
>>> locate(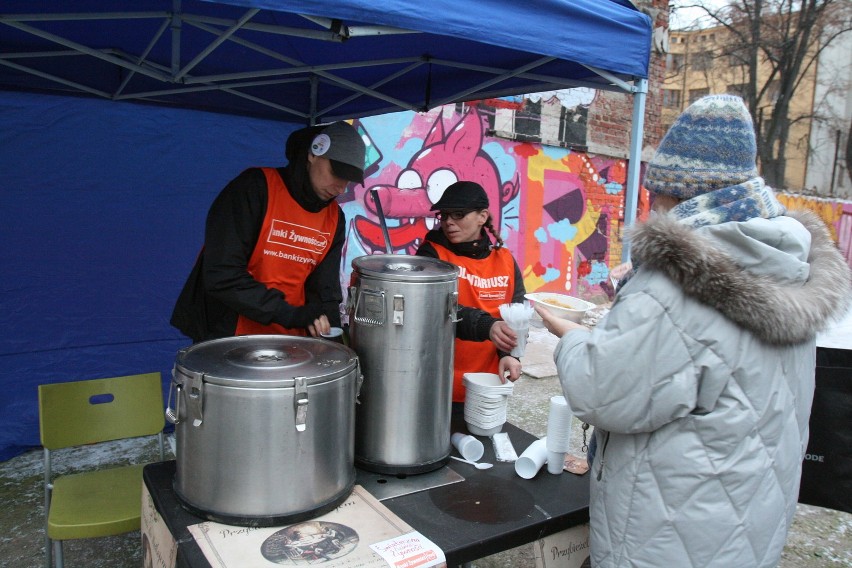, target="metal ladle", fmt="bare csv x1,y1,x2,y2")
449,455,493,469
